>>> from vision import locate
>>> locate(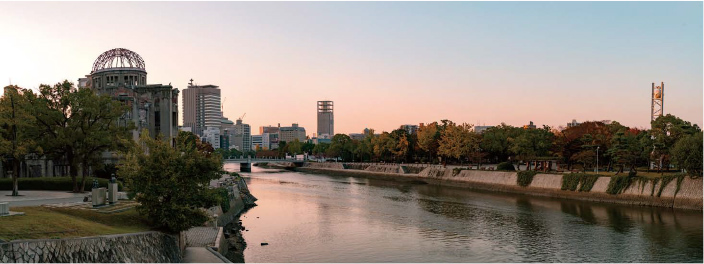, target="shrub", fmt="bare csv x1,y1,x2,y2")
579,175,599,192
452,167,469,176
606,175,632,195
496,162,515,171
0,177,123,192
561,174,581,191
561,173,600,192
517,171,538,187
217,188,231,213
